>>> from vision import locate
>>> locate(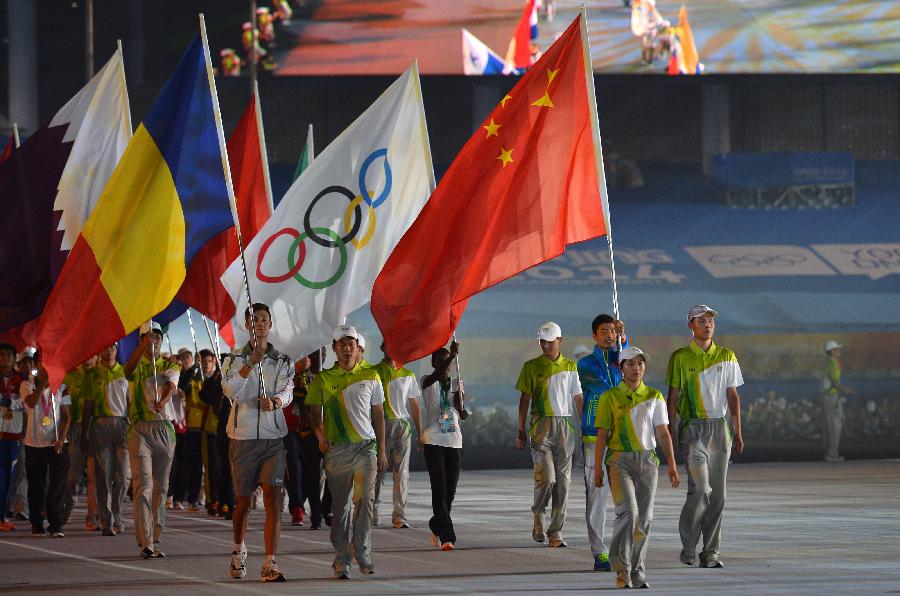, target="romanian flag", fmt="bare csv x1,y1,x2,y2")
372,15,607,365
37,34,234,386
